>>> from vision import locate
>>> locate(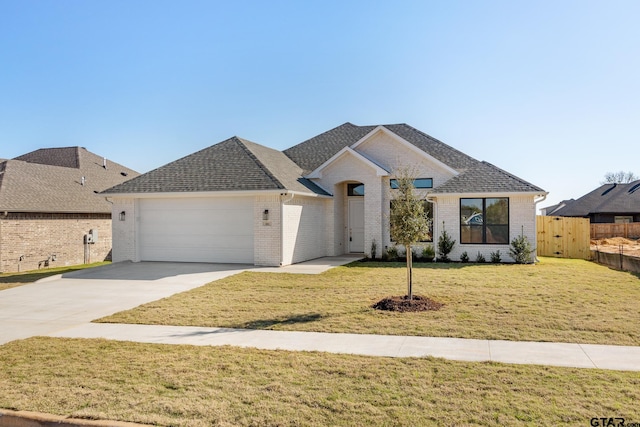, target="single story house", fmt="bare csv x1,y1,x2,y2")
103,122,547,266
543,180,640,223
0,147,139,273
